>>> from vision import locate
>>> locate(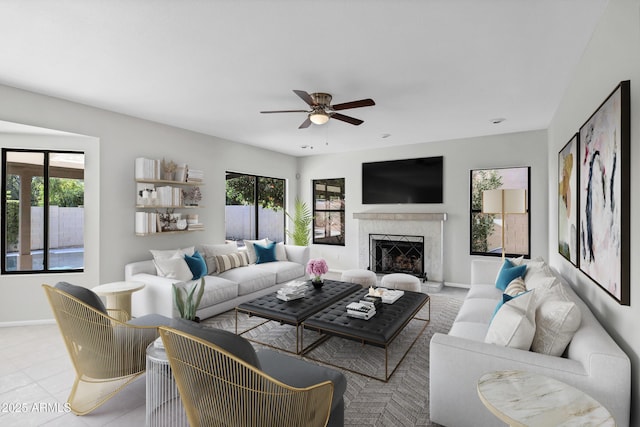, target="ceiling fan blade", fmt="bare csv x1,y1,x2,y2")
293,90,315,106
332,98,375,110
260,109,309,114
298,116,312,129
331,113,363,126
